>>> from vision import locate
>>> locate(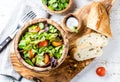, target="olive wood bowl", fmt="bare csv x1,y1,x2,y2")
62,13,82,33
14,18,69,72
43,0,73,14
